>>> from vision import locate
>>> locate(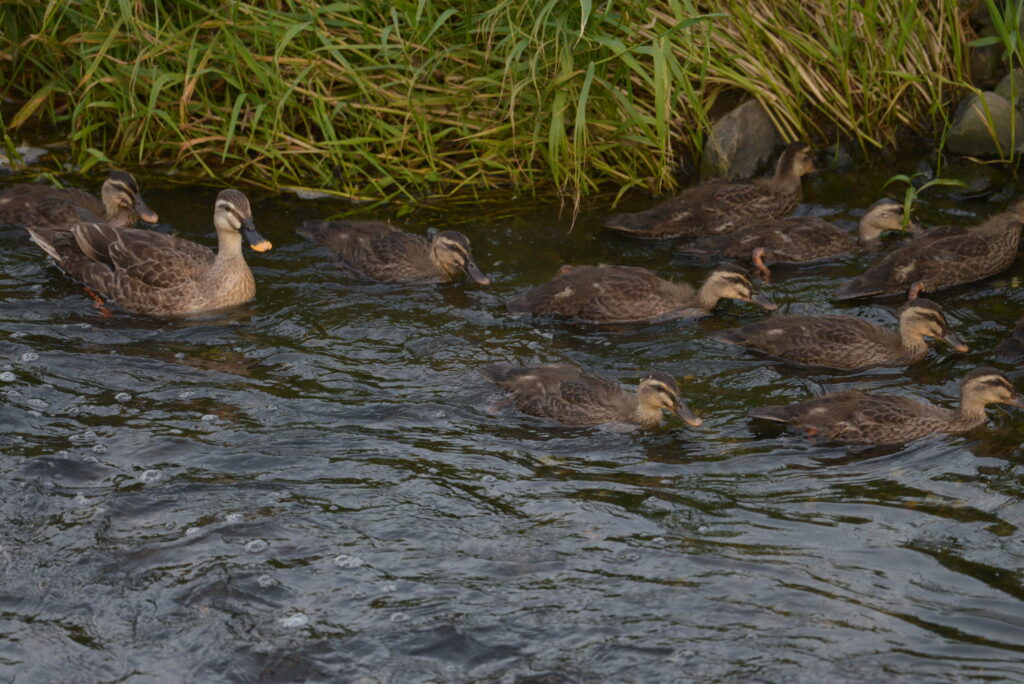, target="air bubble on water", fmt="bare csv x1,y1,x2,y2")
72,493,88,505
278,613,309,628
139,469,161,483
390,612,409,623
333,553,365,569
20,352,39,363
82,454,98,464
83,430,97,440
651,537,665,544
0,372,15,382
11,332,25,339
246,539,269,553
225,513,243,523
28,410,41,417
91,444,108,454
481,474,496,483
200,414,218,422
257,574,275,588
380,583,397,593
186,526,200,536
7,390,22,400
27,398,47,409
697,525,708,534
115,392,131,403
179,390,195,399
175,353,186,360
